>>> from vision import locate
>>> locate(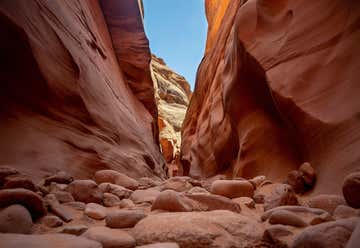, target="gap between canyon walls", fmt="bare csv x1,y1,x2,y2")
180,0,360,194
